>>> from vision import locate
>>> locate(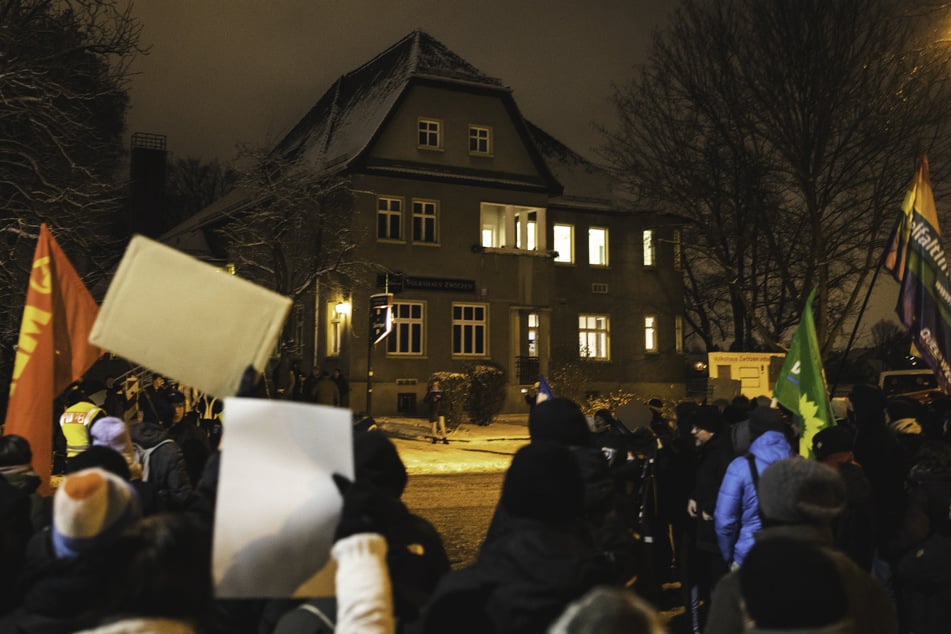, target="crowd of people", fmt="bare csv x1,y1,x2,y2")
2,379,951,633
